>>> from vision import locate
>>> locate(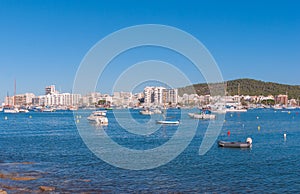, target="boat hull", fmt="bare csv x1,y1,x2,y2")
140,110,154,115
3,109,19,113
188,113,216,119
218,141,252,148
87,116,108,125
156,120,180,124
226,109,247,113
